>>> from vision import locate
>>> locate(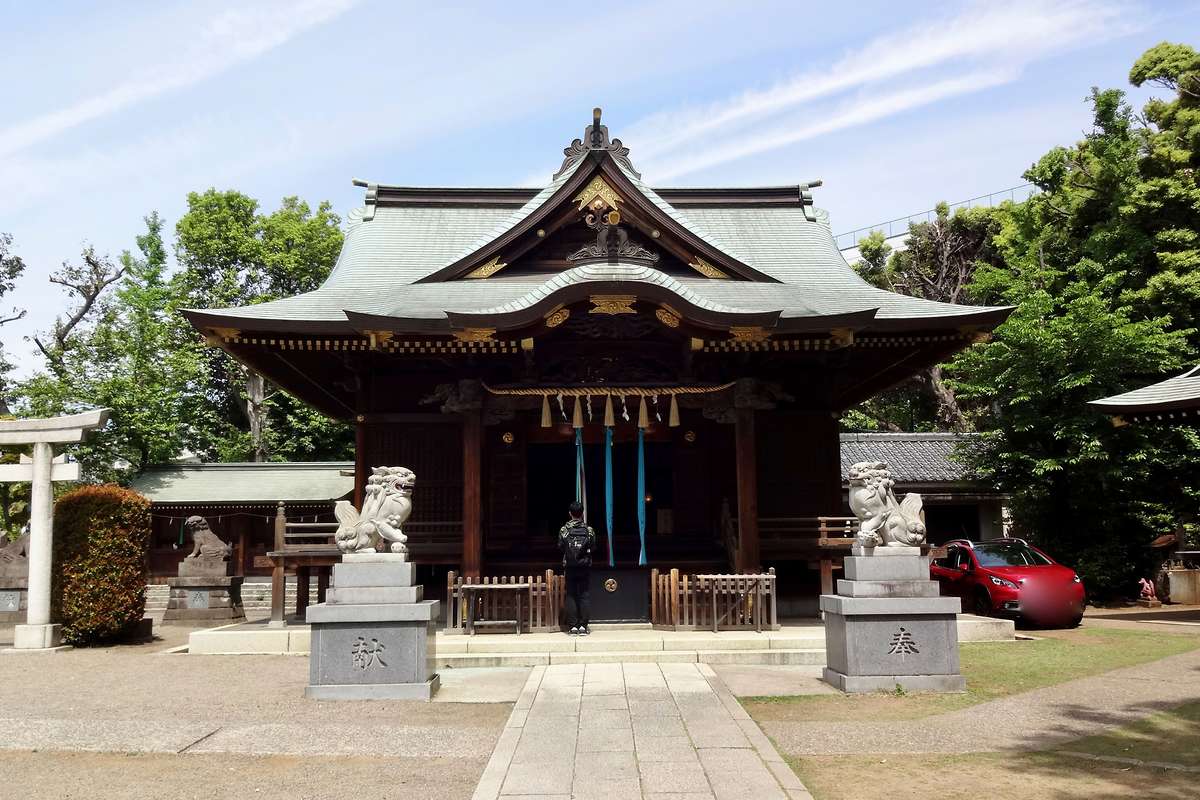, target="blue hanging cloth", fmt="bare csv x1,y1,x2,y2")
605,426,615,567
637,427,647,566
574,427,586,521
